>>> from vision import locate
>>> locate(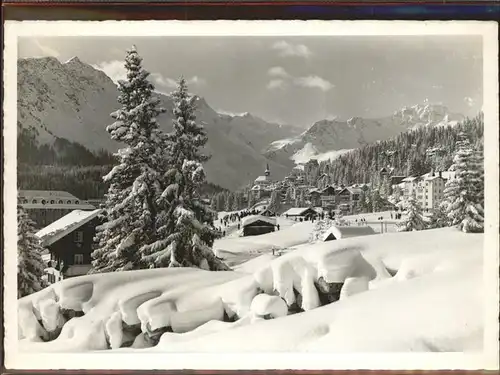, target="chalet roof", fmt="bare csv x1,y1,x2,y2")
283,207,316,216
36,209,103,247
321,225,376,241
241,215,276,227
346,187,362,195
